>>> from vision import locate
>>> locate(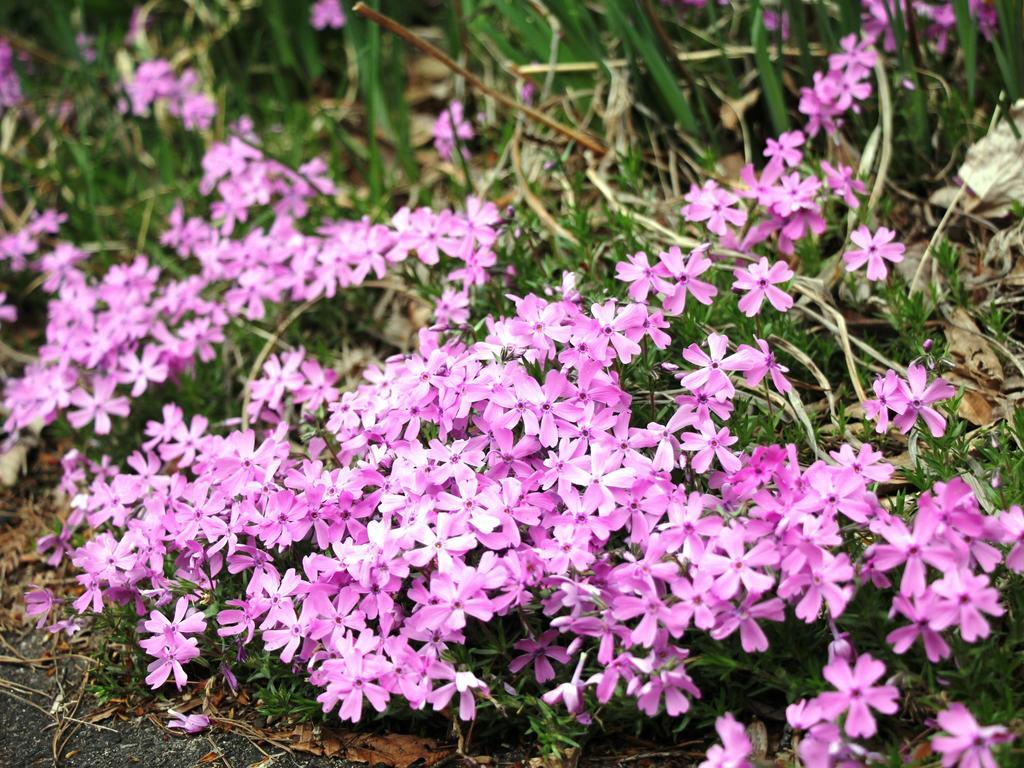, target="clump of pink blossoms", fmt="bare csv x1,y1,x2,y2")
310,0,346,30
123,59,216,131
3,18,1019,761
0,38,23,112
434,100,475,161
